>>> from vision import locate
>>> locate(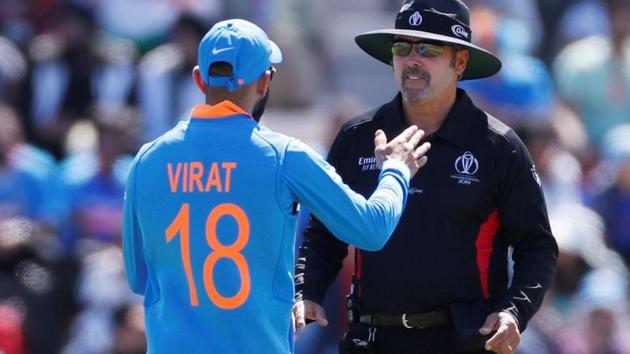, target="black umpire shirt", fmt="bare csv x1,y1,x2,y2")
295,89,558,331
